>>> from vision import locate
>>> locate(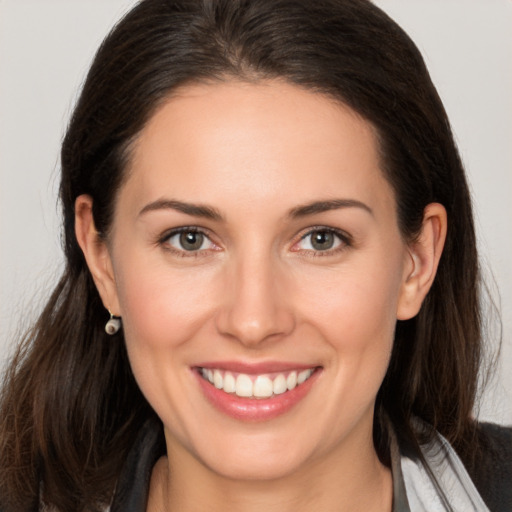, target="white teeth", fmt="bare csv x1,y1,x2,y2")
272,374,287,395
297,369,312,384
224,372,236,393
213,369,223,389
200,367,315,397
286,371,297,390
235,374,253,397
253,375,273,398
